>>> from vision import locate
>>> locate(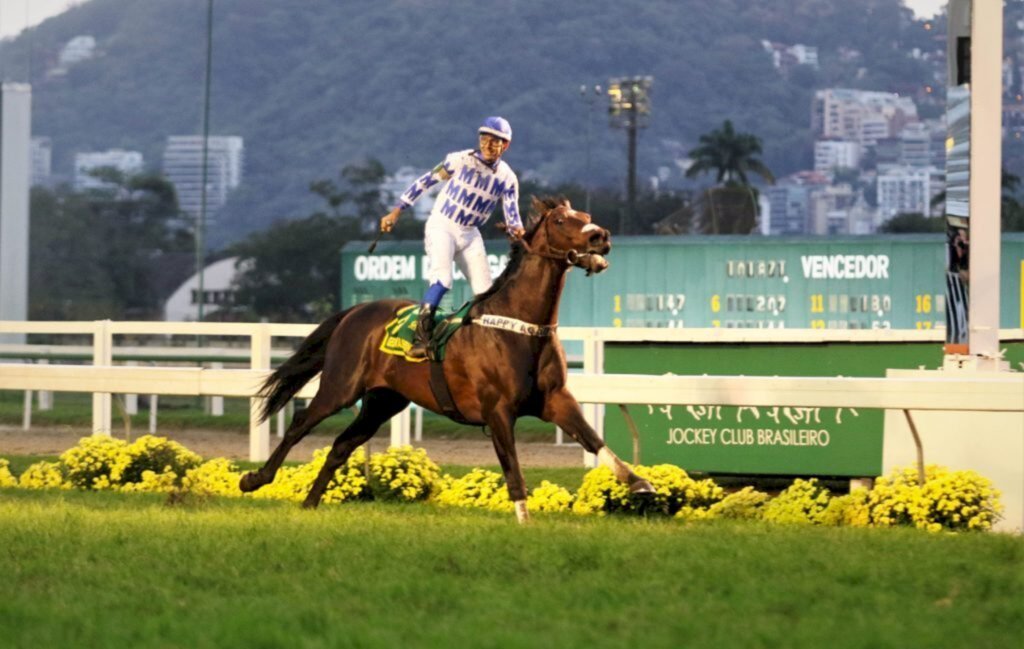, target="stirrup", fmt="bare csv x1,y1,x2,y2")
407,341,429,359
